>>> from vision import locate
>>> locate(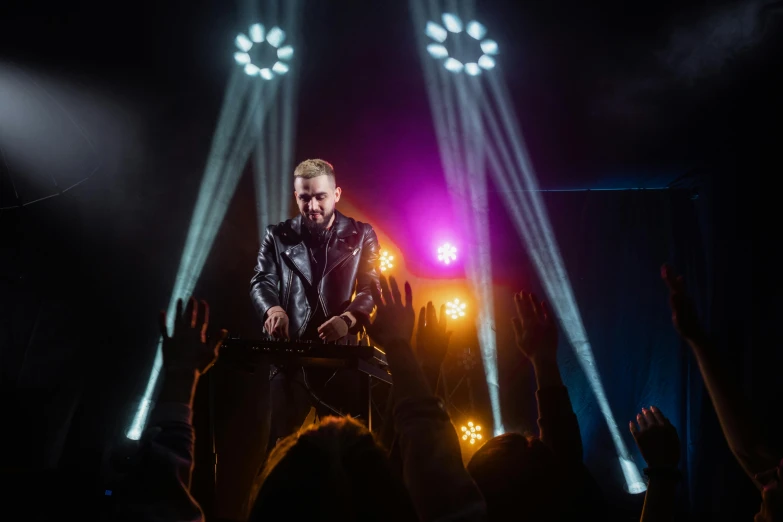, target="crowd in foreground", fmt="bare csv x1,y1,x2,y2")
109,265,782,521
